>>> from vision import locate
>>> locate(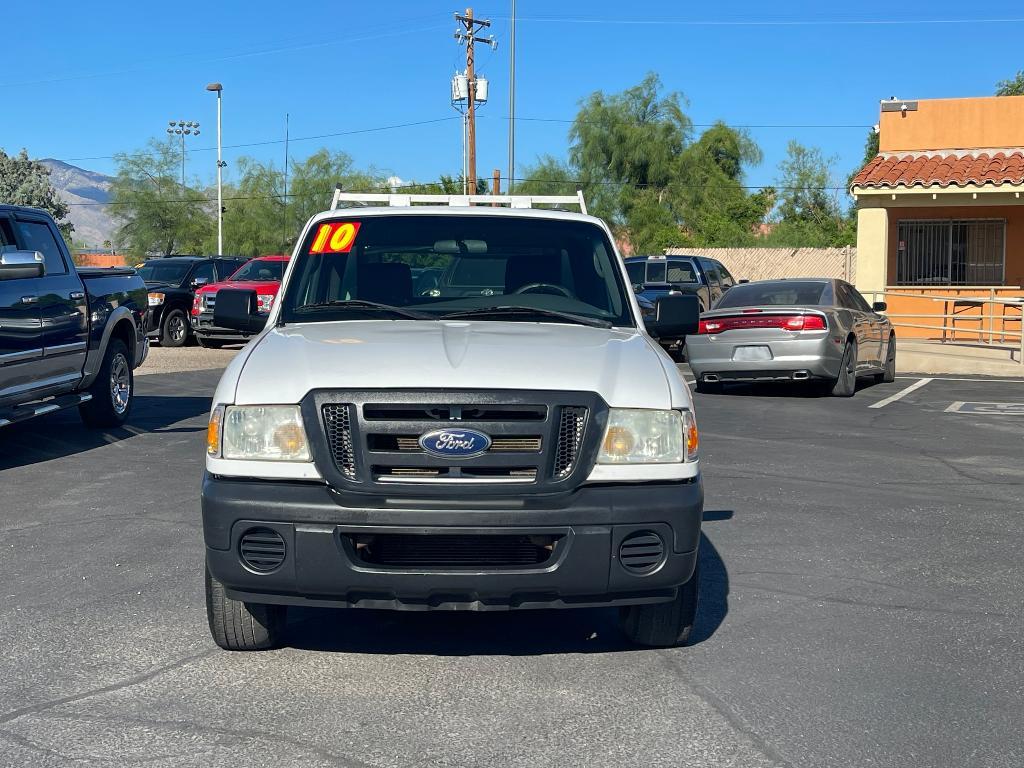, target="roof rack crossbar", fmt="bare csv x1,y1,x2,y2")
330,188,587,215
